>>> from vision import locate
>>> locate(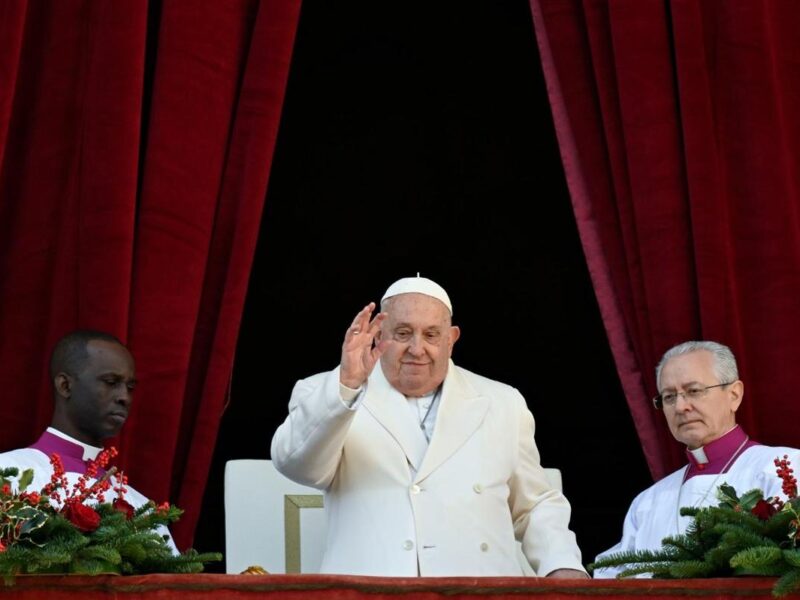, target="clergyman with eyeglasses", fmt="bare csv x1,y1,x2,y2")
593,340,800,577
